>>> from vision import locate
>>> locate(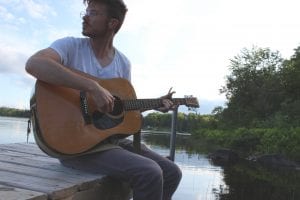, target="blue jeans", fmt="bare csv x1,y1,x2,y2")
59,139,182,200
